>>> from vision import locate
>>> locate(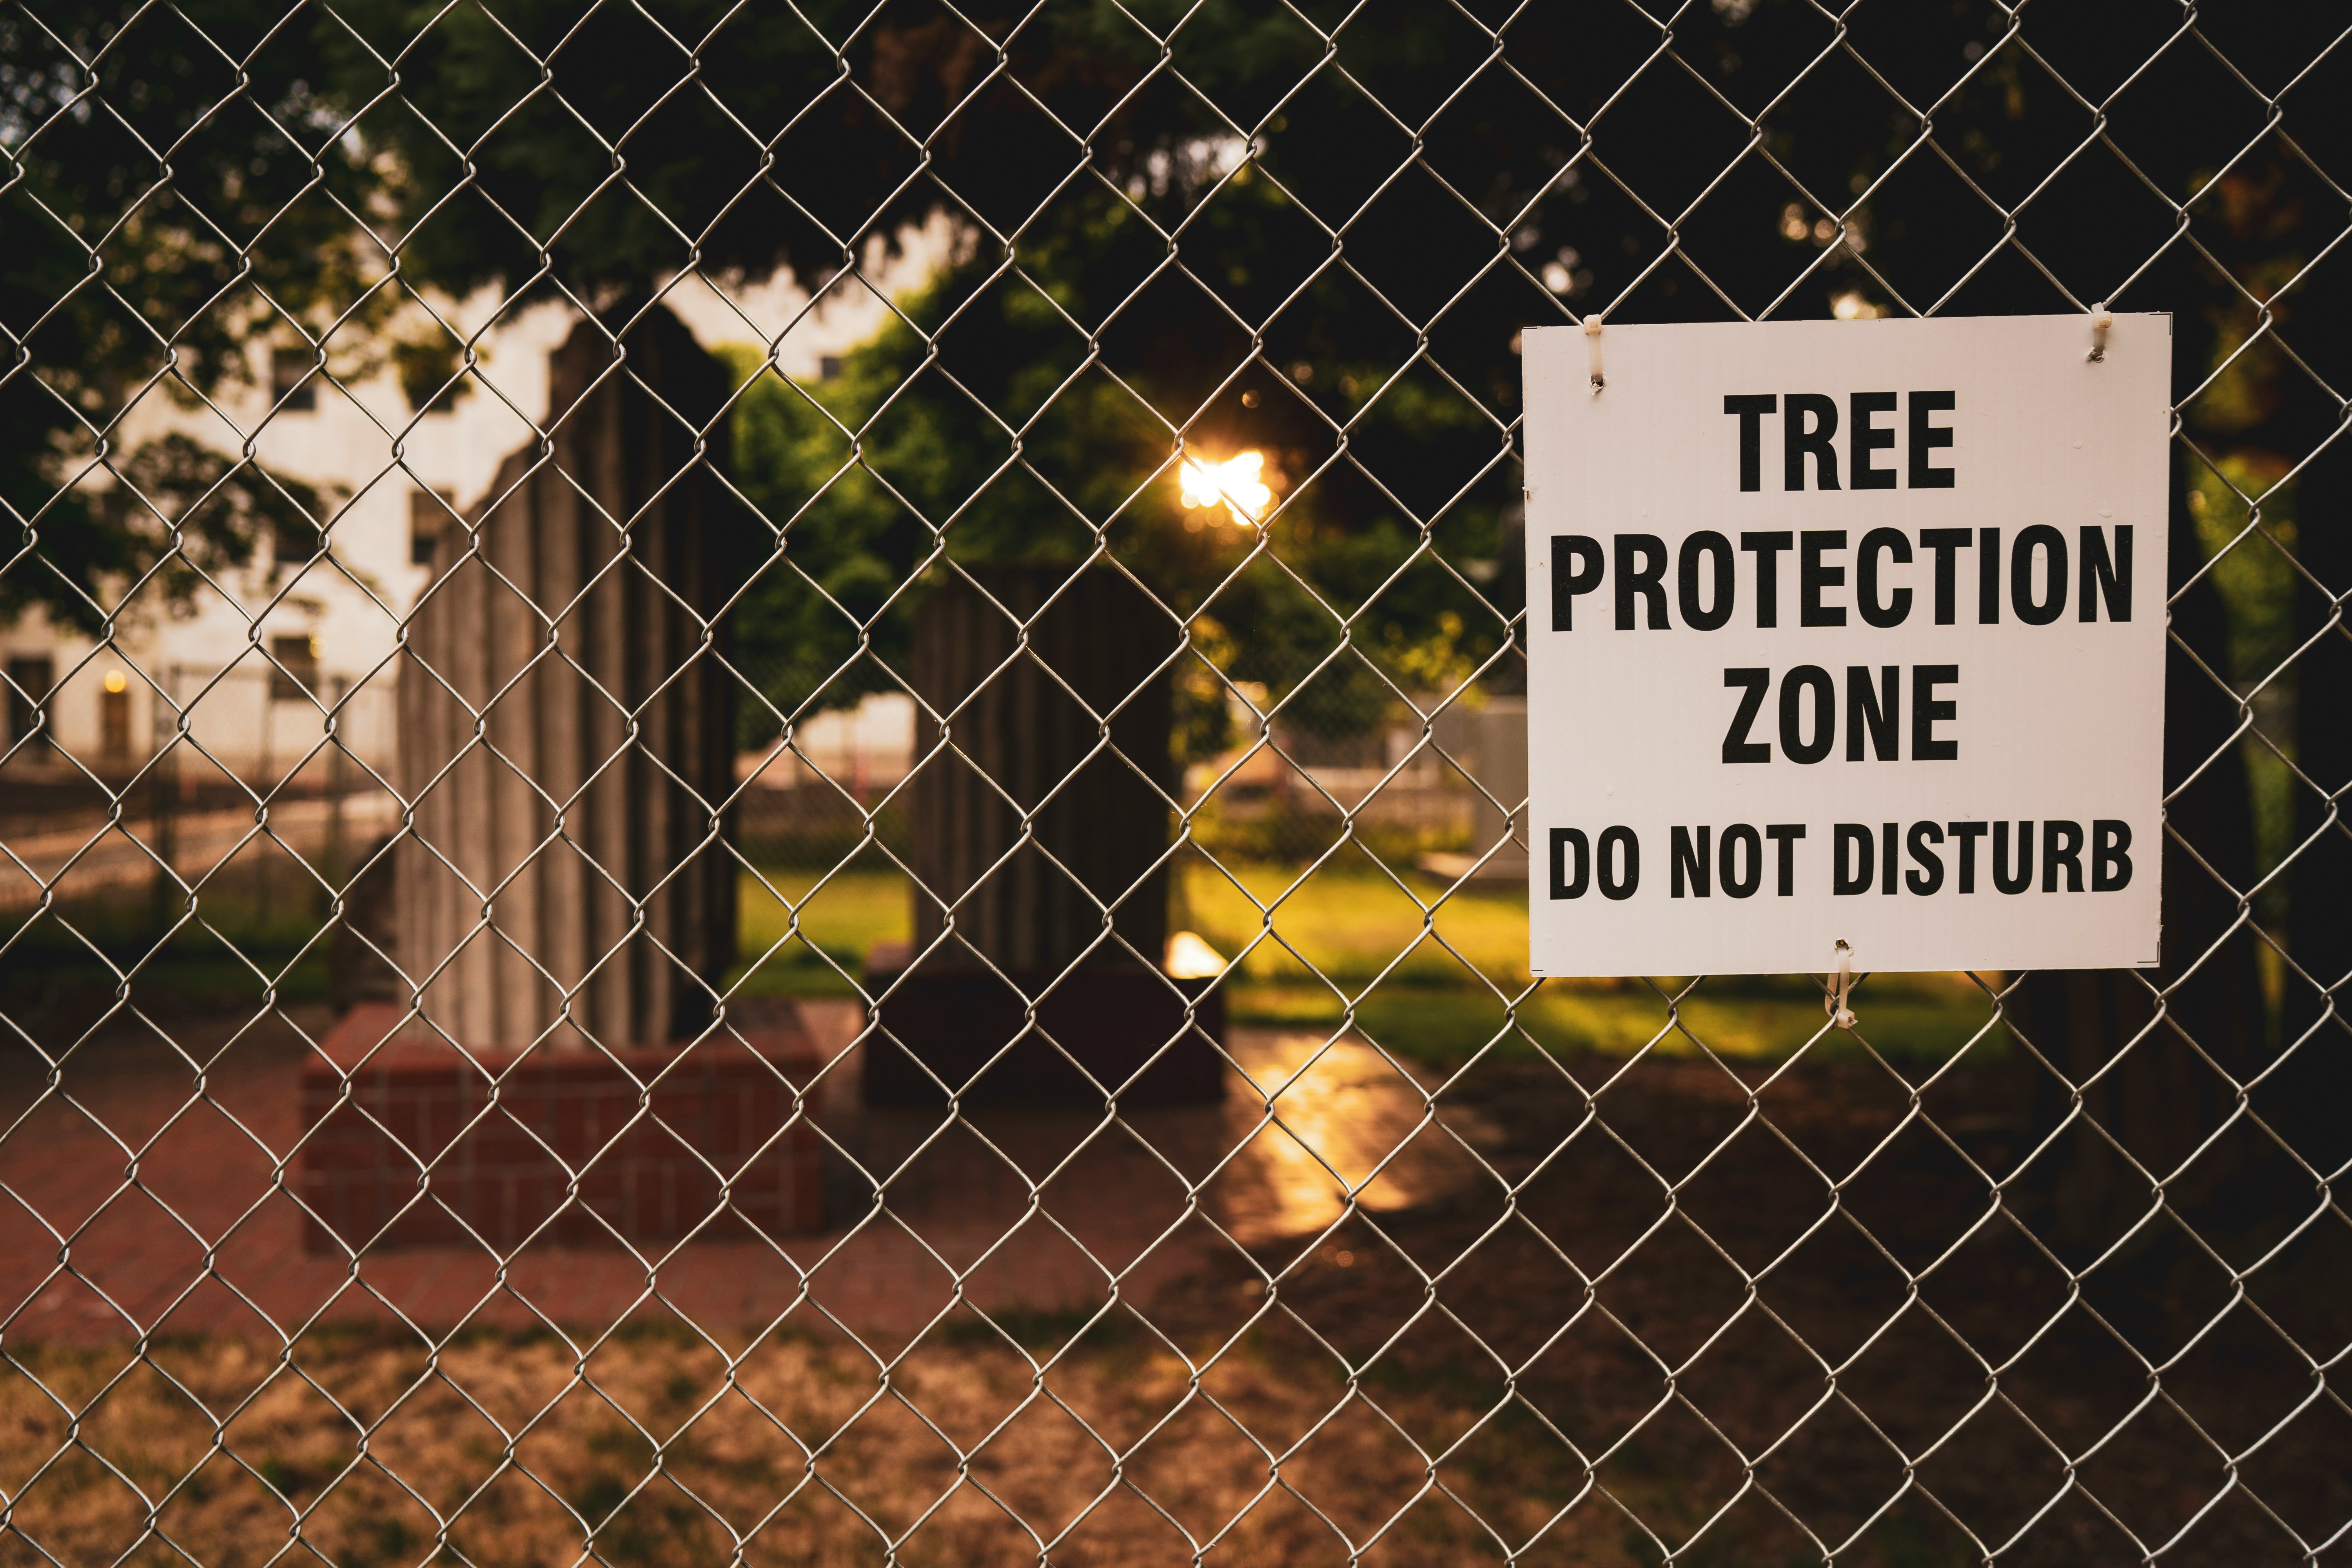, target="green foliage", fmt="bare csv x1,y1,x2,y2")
313,0,1341,306
390,335,467,414
8,432,333,631
720,327,944,726
722,159,1526,746
2,858,335,1017
316,0,851,305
